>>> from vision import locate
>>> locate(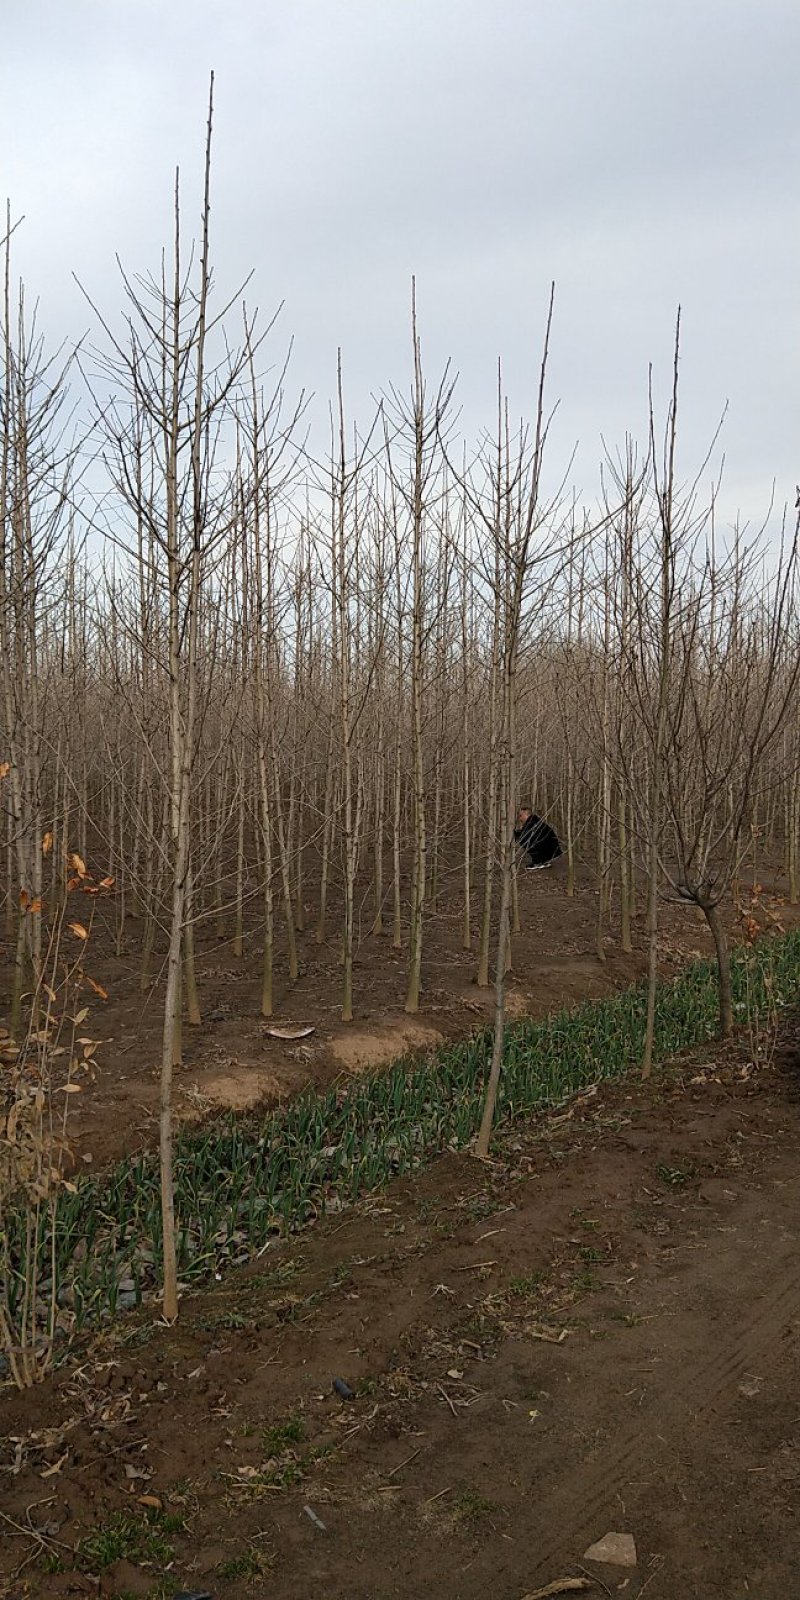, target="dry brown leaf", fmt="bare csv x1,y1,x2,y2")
84,975,109,1000
69,852,87,879
0,760,10,780
40,1451,69,1478
137,1493,163,1510
264,1024,316,1040
41,831,53,855
68,922,88,941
